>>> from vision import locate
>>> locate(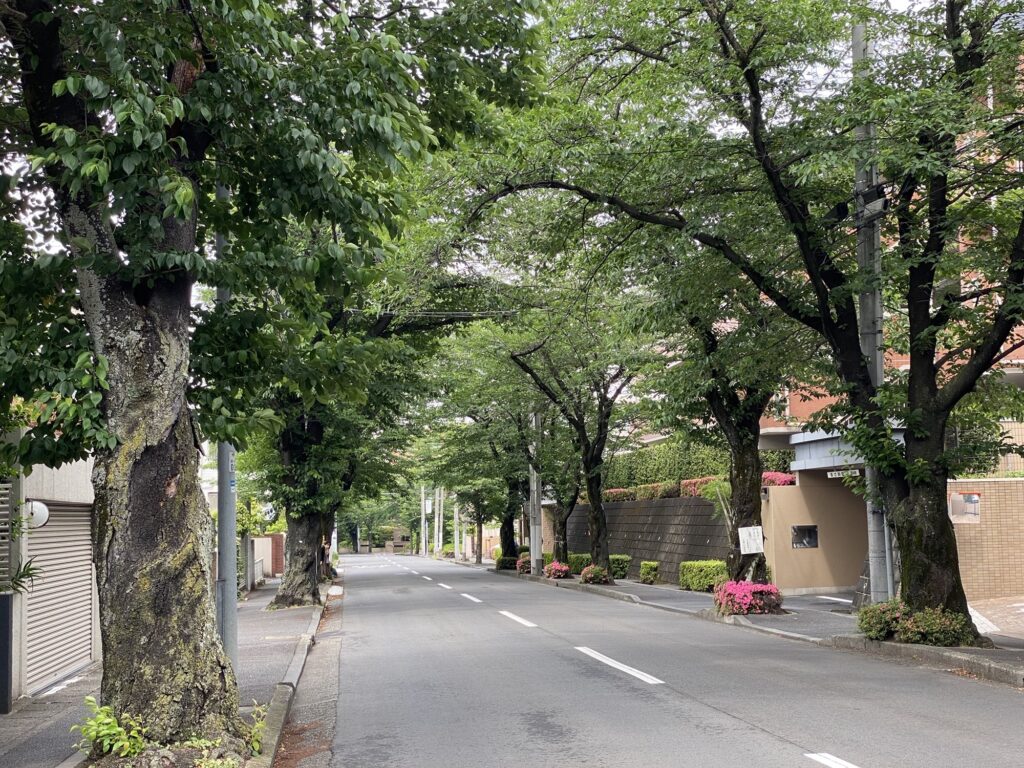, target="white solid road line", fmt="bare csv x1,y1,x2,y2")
438,583,453,589
574,647,664,685
461,594,482,603
805,753,862,768
499,610,538,628
423,576,433,581
816,596,853,604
